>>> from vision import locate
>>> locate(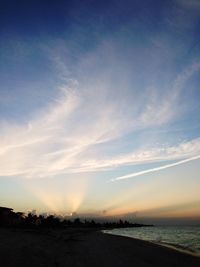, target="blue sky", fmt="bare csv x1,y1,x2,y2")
0,0,200,222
